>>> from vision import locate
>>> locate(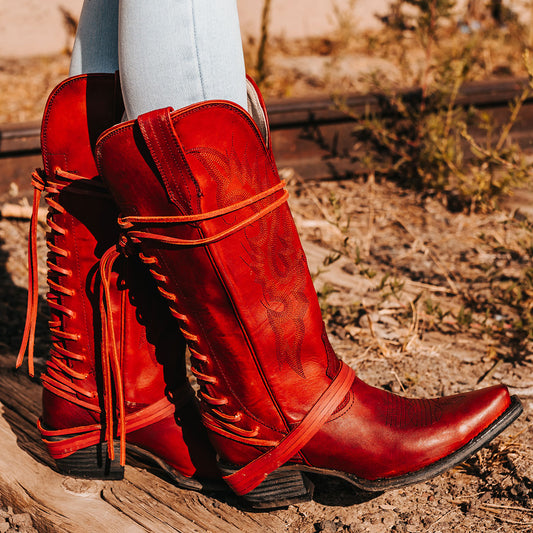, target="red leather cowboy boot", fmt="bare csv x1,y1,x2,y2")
17,74,219,489
96,78,522,508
